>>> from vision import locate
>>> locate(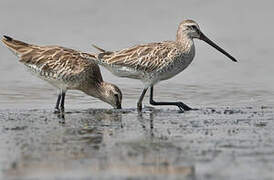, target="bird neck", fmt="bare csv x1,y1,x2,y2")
82,81,104,98
176,31,194,52
85,81,111,104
